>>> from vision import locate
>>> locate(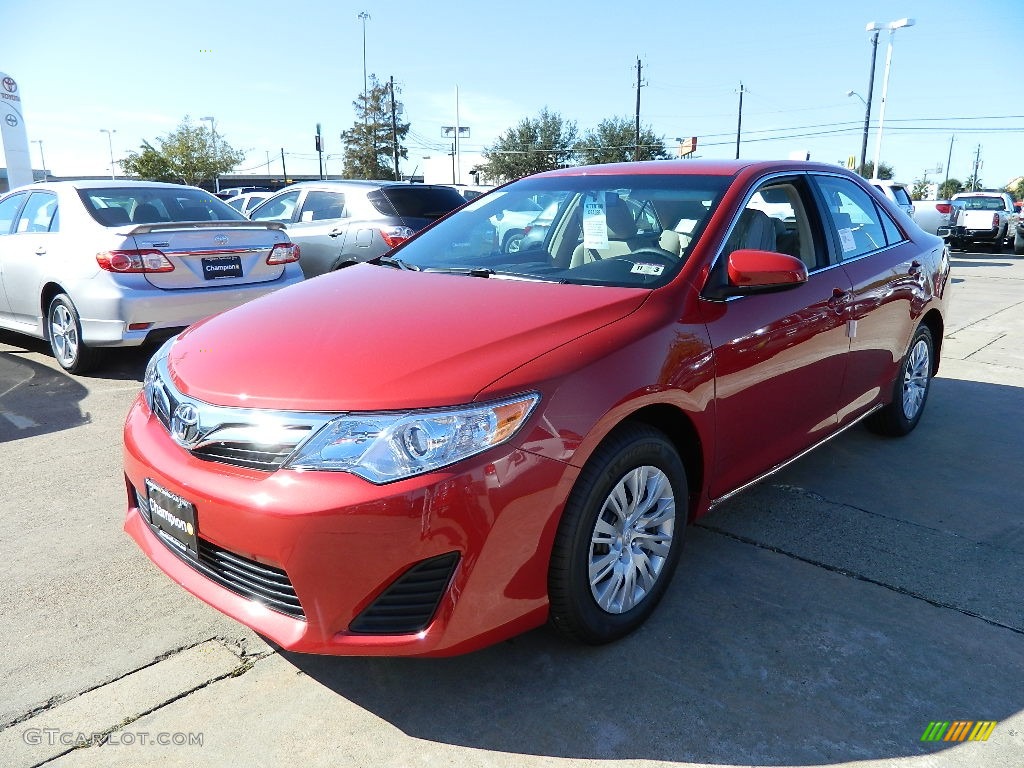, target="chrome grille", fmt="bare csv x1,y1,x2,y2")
144,356,334,472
